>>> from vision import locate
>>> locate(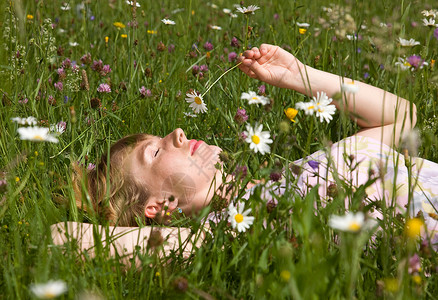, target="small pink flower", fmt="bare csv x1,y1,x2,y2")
228,52,237,62
97,83,111,93
54,81,63,91
203,42,213,51
100,65,112,76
